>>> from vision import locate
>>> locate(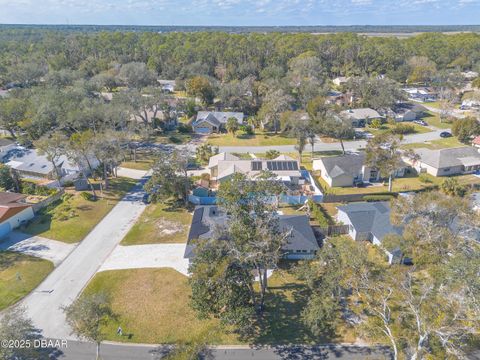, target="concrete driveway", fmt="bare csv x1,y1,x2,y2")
0,231,75,266
19,178,149,340
116,167,151,179
99,244,189,276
